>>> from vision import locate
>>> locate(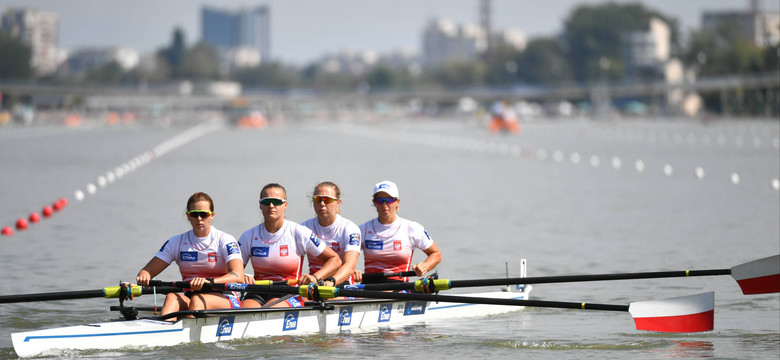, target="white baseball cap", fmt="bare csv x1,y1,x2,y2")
373,180,399,198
